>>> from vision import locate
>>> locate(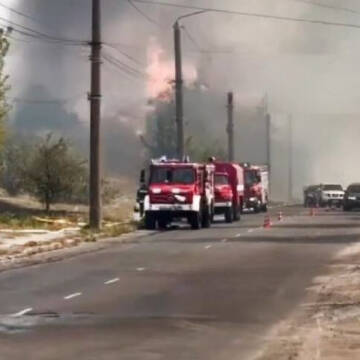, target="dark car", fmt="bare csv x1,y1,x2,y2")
303,184,320,207
343,183,360,211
